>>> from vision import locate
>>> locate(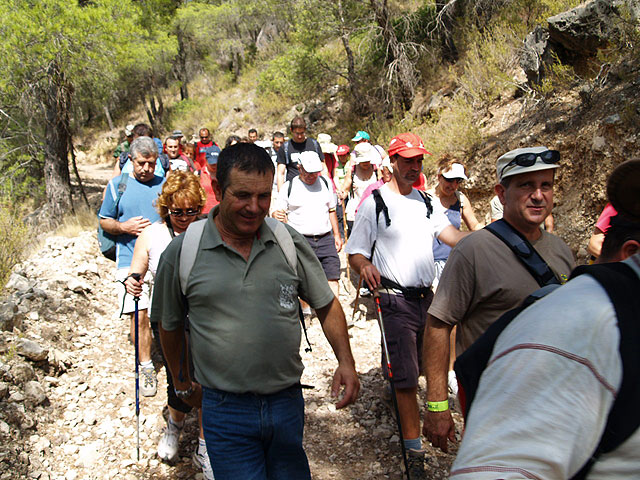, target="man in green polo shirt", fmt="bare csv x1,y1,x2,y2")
152,142,359,480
